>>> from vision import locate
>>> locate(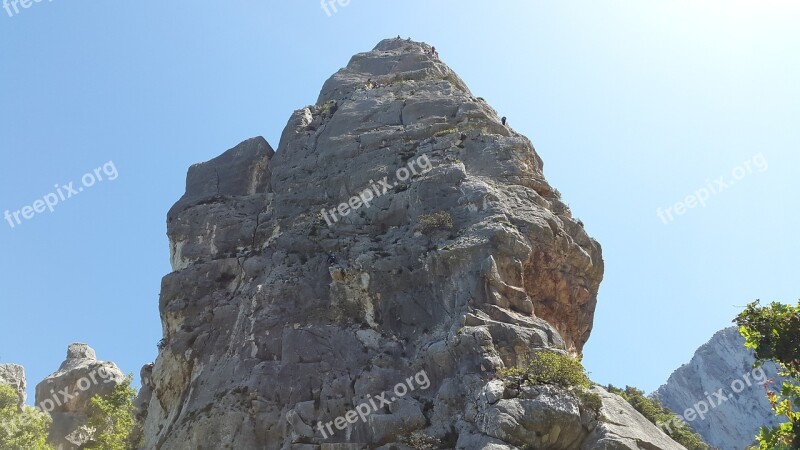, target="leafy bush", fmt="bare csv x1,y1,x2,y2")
736,300,800,449
84,375,140,450
606,385,710,450
498,352,602,417
575,388,603,415
497,351,591,389
0,385,51,450
419,211,453,234
318,99,336,114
